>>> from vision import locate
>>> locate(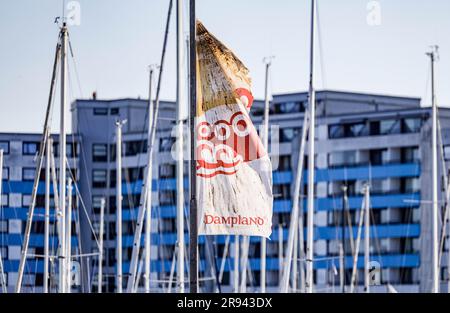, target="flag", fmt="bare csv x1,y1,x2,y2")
195,21,273,238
